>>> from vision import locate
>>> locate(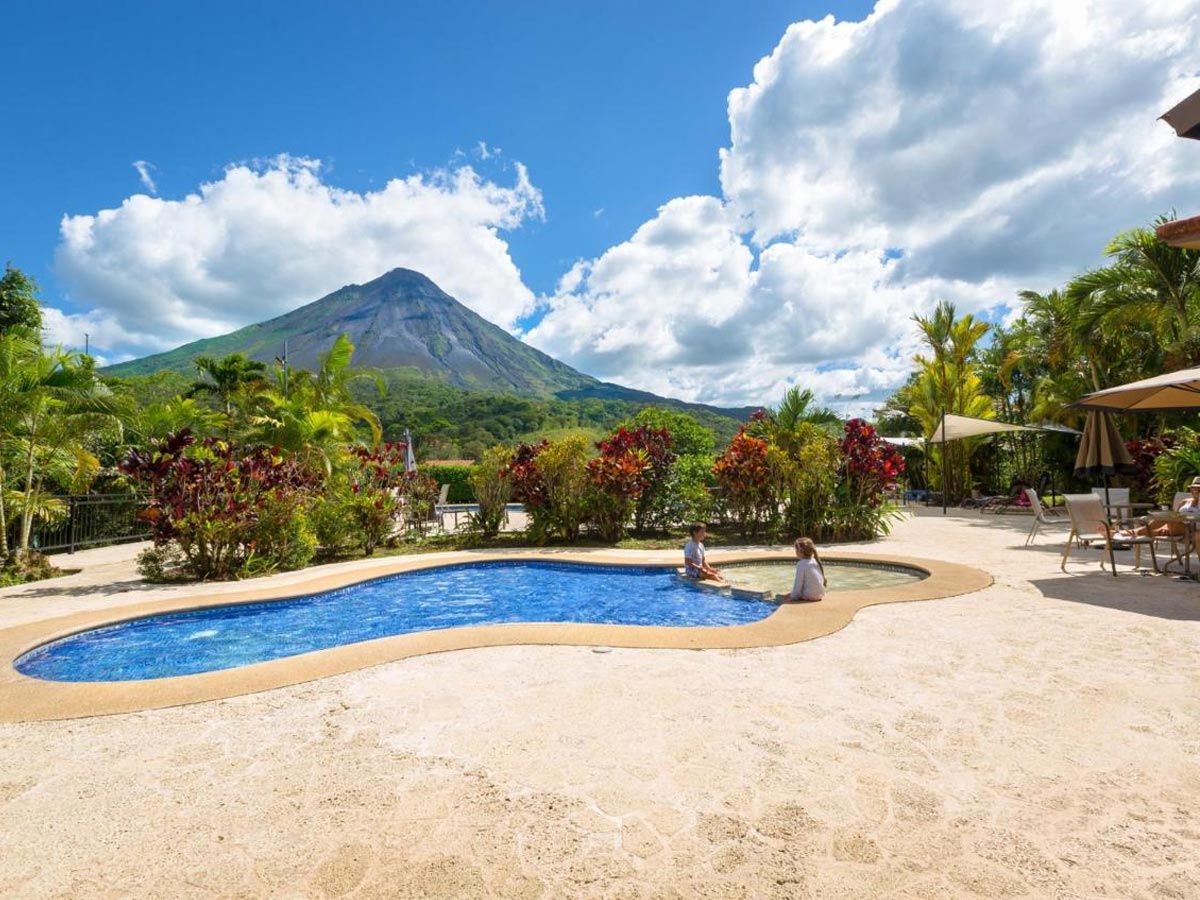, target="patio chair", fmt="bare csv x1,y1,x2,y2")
1091,487,1132,526
1061,493,1156,577
1146,492,1196,574
1023,488,1068,546
432,483,451,530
